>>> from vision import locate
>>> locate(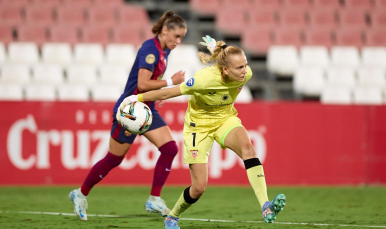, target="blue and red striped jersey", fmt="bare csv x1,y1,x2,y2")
113,36,171,112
